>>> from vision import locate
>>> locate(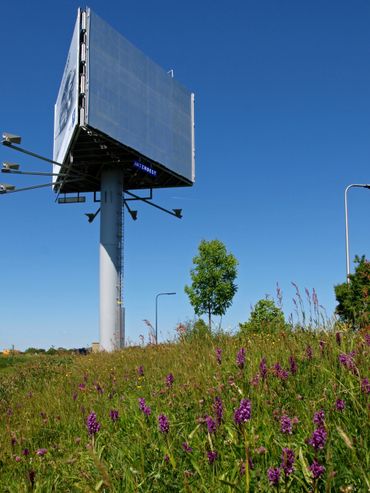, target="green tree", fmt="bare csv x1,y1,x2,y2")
334,255,370,330
185,240,238,330
239,298,286,334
